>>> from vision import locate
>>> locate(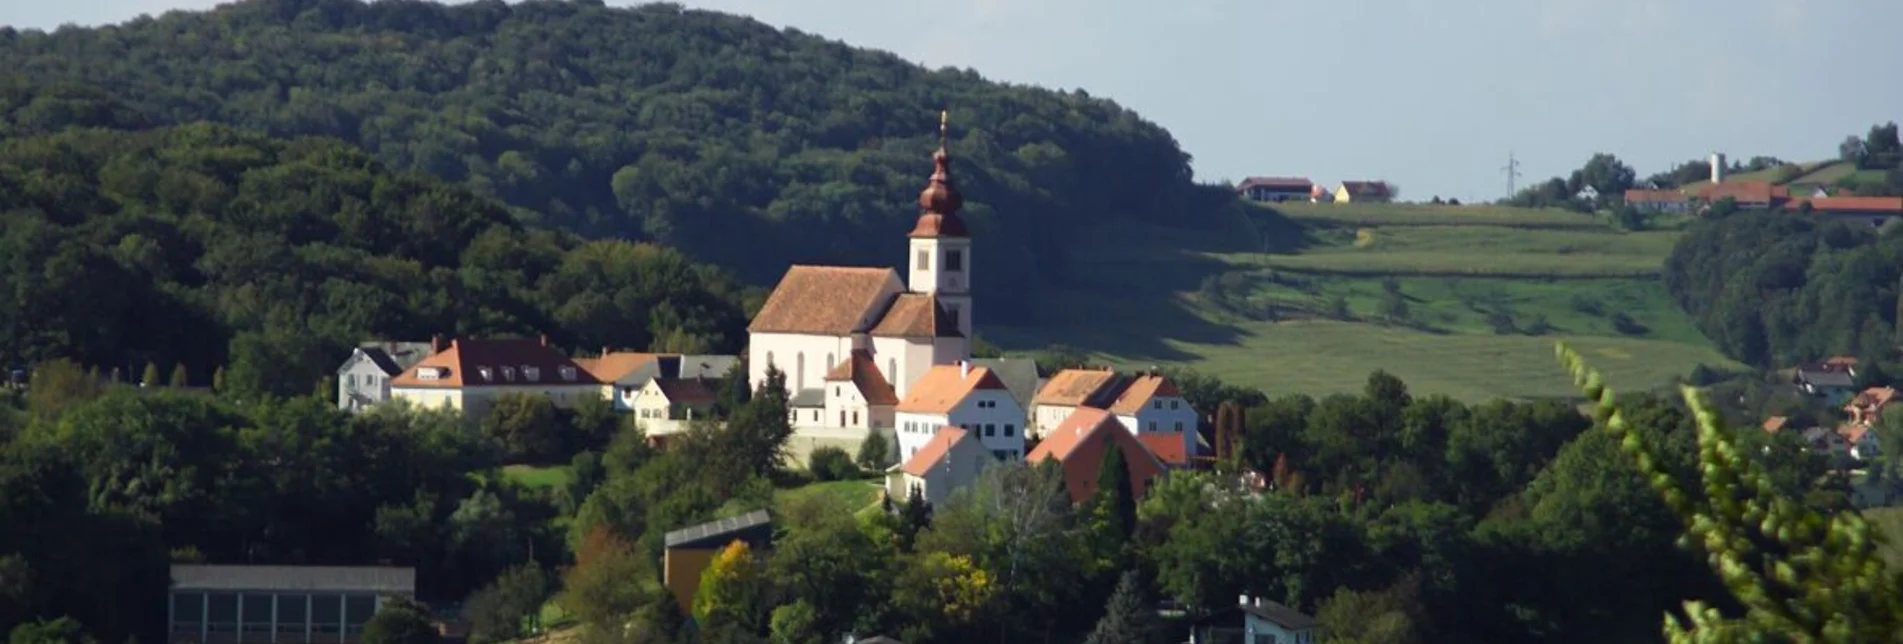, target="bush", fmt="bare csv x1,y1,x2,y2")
1486,310,1517,335
1610,312,1649,336
808,447,859,482
856,431,895,471
1522,313,1552,336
